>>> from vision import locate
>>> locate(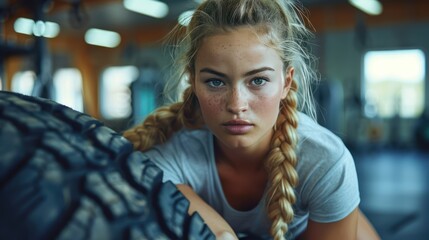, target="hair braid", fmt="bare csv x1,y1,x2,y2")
123,87,203,152
265,79,299,240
